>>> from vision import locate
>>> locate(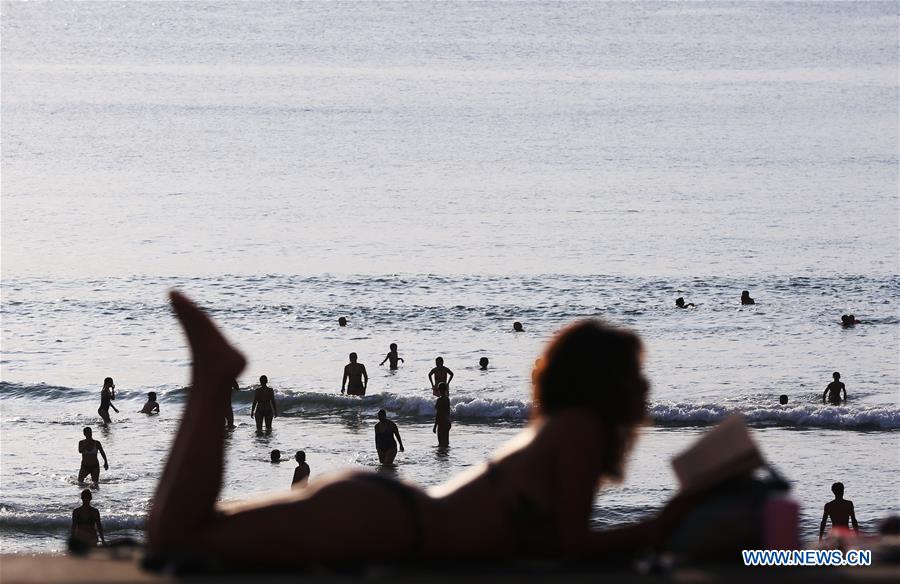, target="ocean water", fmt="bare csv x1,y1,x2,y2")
1,1,898,554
